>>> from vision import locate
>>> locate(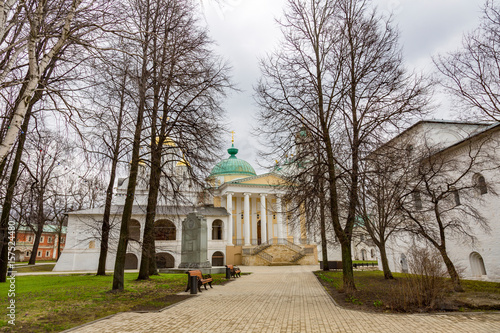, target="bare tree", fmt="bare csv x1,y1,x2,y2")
256,0,428,291
397,132,499,291
19,124,72,265
435,0,500,121
0,0,102,162
358,141,415,279
136,0,231,280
